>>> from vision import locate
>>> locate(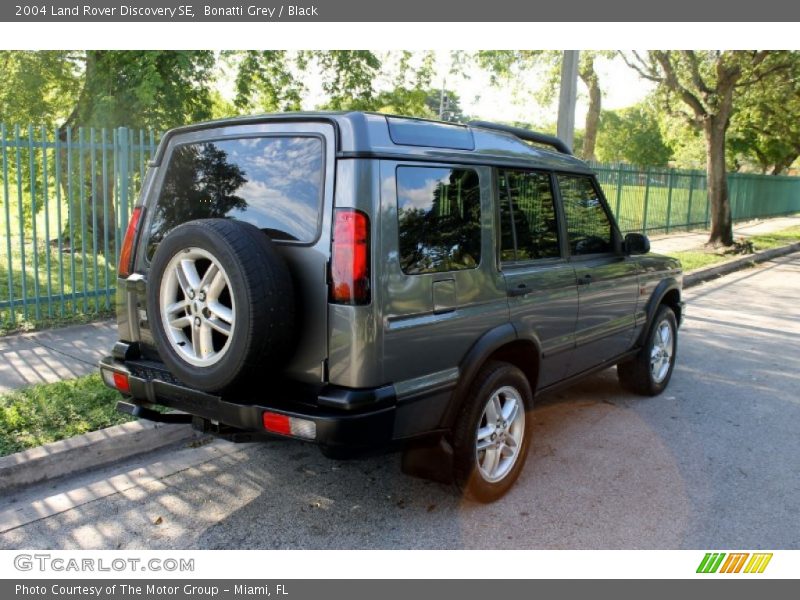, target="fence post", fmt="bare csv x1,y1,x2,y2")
1,124,14,325
614,163,624,223
665,168,674,233
41,124,53,318
118,127,130,236
686,170,695,229
641,167,652,233
15,125,28,319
